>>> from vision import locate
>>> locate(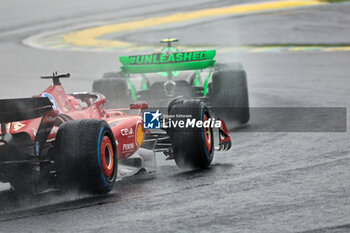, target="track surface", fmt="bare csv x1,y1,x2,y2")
1,1,350,232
